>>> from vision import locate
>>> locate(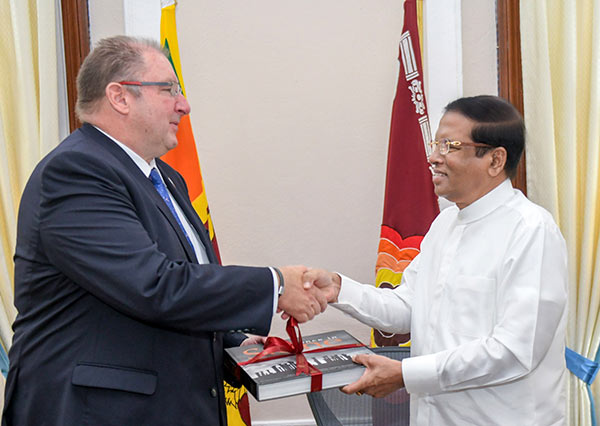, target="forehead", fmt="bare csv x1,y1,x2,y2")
435,111,476,141
140,49,177,80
